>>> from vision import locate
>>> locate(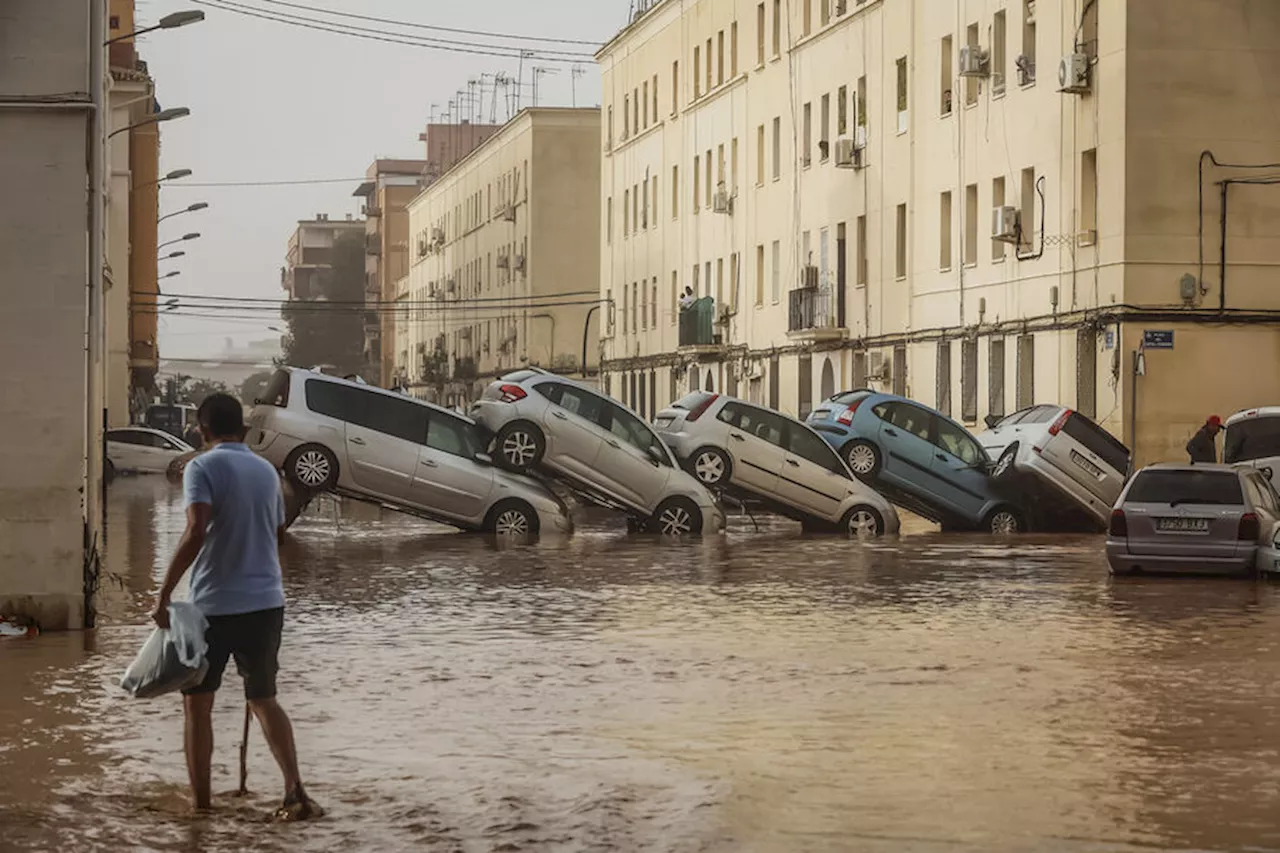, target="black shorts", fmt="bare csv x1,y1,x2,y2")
182,607,284,701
